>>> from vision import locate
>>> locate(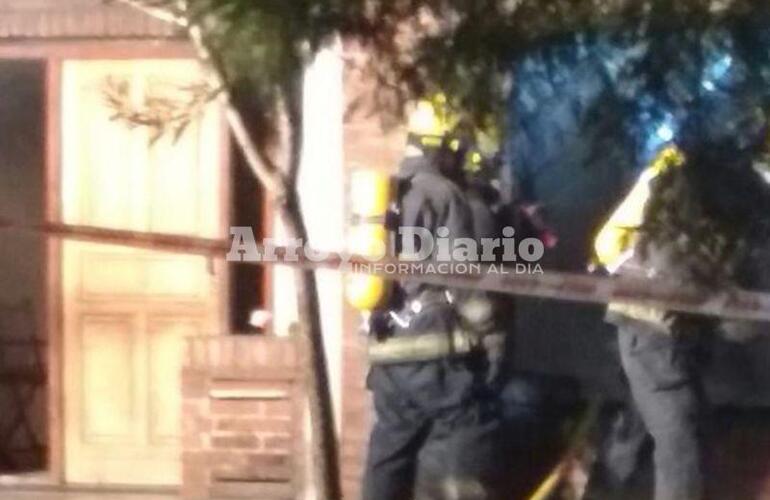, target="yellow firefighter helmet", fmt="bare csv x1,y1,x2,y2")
407,94,459,149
